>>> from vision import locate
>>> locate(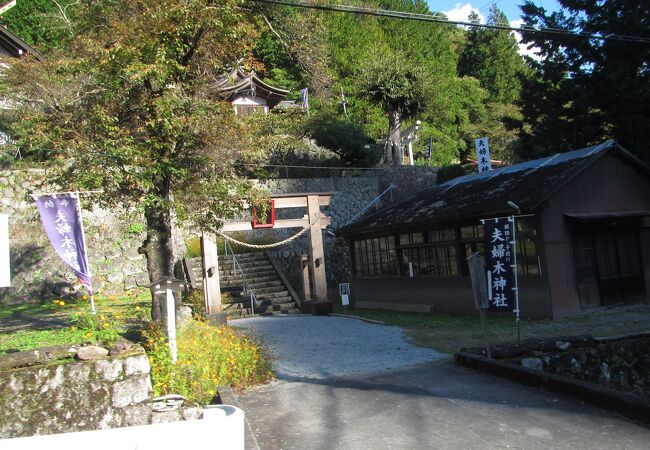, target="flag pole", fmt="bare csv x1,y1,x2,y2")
74,192,96,314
